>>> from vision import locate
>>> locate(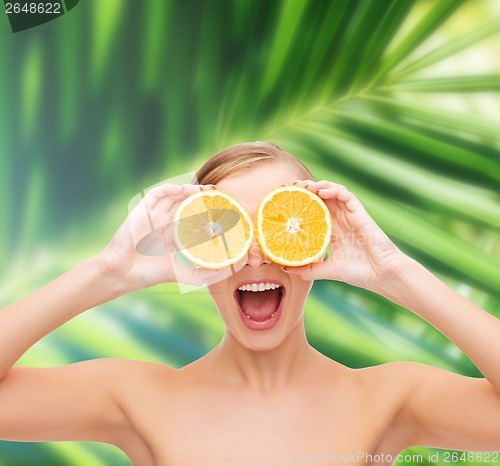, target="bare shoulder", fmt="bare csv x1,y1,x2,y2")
353,360,435,385
352,360,455,453
101,357,177,376
97,357,179,395
351,362,424,450
351,360,441,407
90,358,179,464
0,356,176,455
68,357,180,416
359,359,463,391
357,360,500,452
73,357,177,384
